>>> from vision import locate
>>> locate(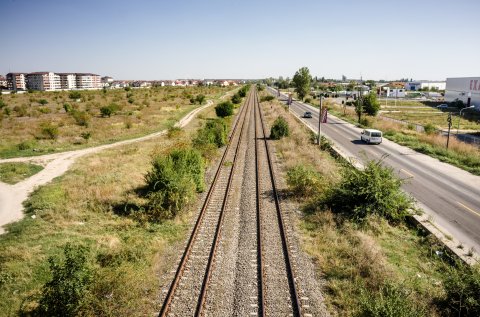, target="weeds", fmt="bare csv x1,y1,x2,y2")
270,116,289,140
